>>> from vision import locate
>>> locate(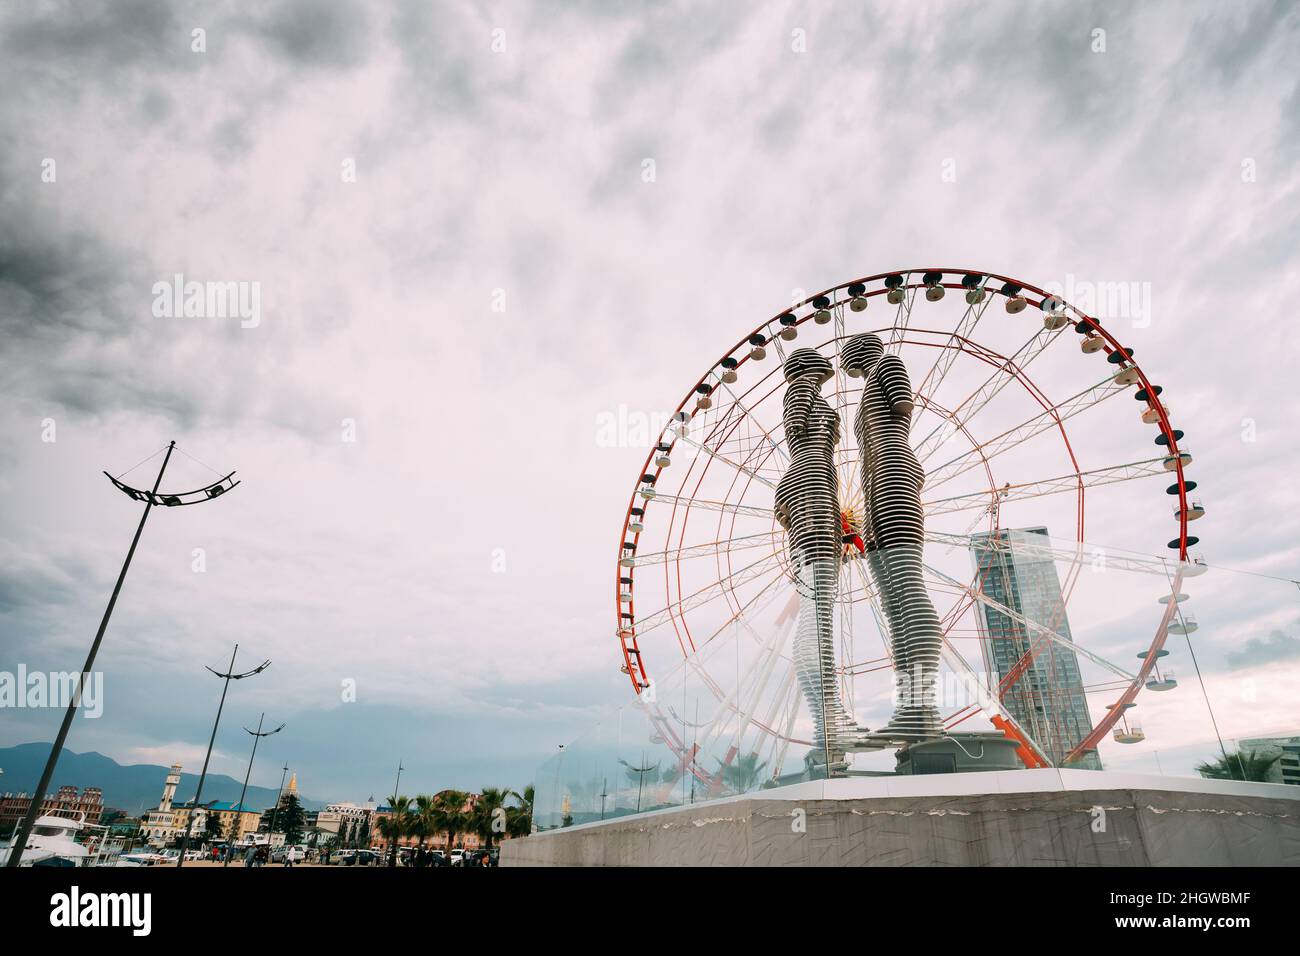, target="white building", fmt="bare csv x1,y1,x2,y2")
141,763,184,846
314,798,376,839
1239,735,1300,786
